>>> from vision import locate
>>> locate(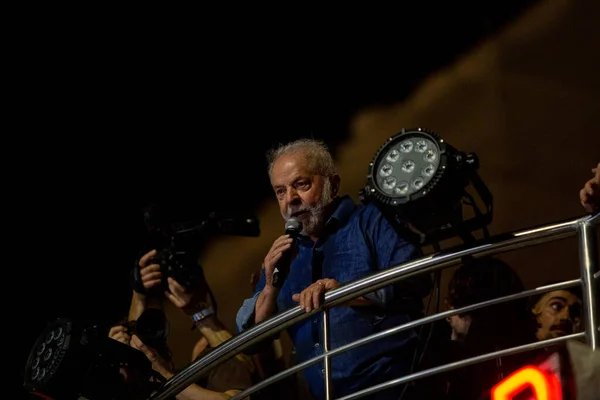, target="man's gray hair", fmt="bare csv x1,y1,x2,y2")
267,139,337,179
